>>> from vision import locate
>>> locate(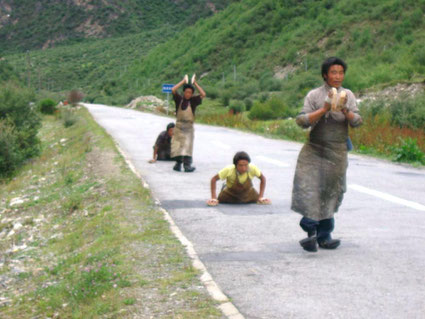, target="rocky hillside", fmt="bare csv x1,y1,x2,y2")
0,0,234,54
